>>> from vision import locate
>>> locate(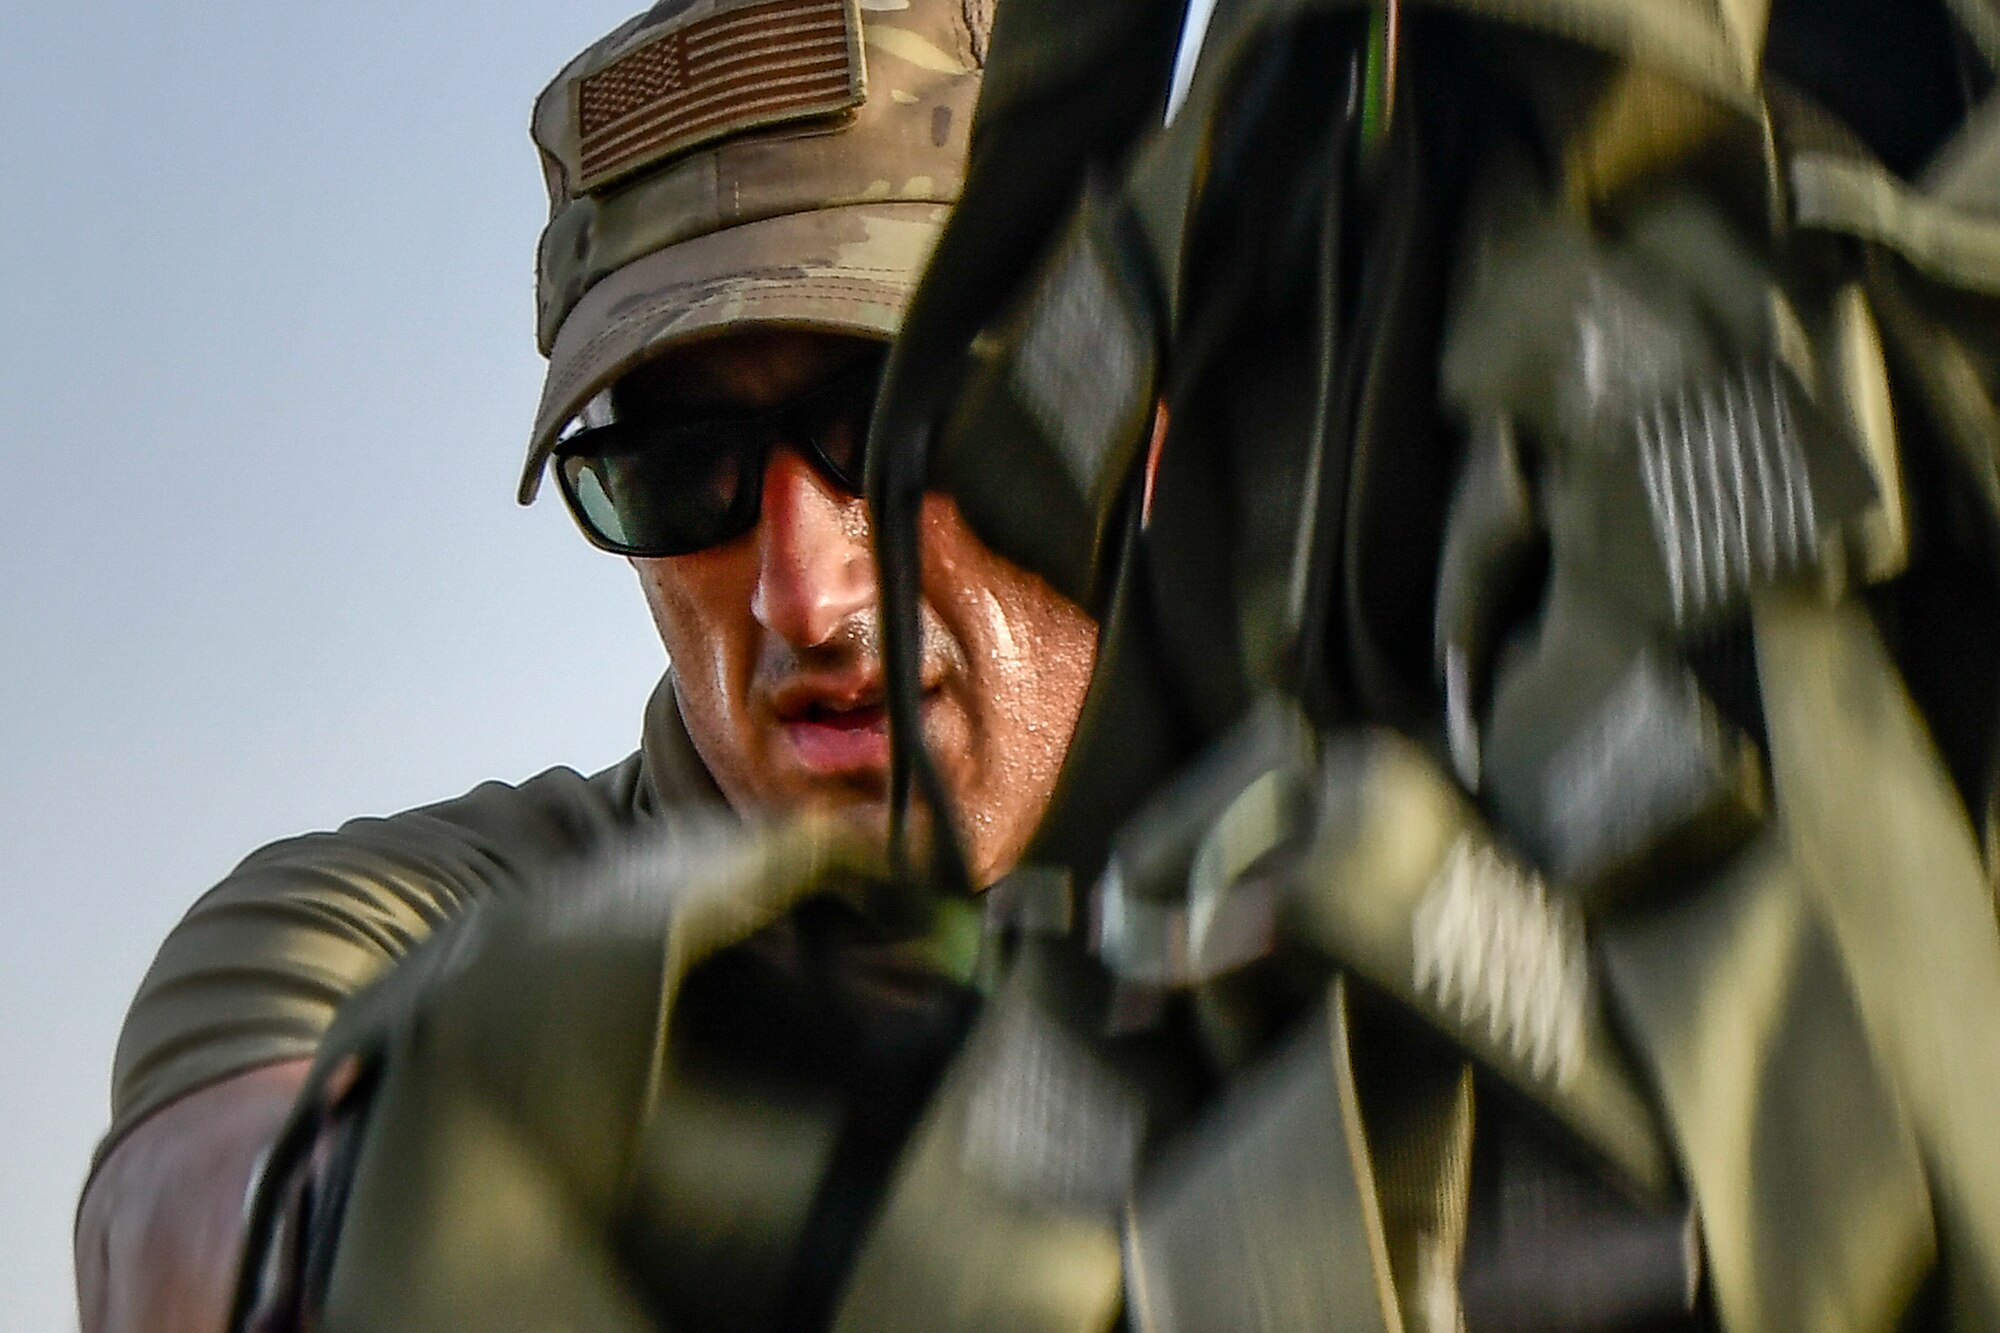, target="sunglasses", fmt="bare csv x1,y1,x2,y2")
553,353,884,557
